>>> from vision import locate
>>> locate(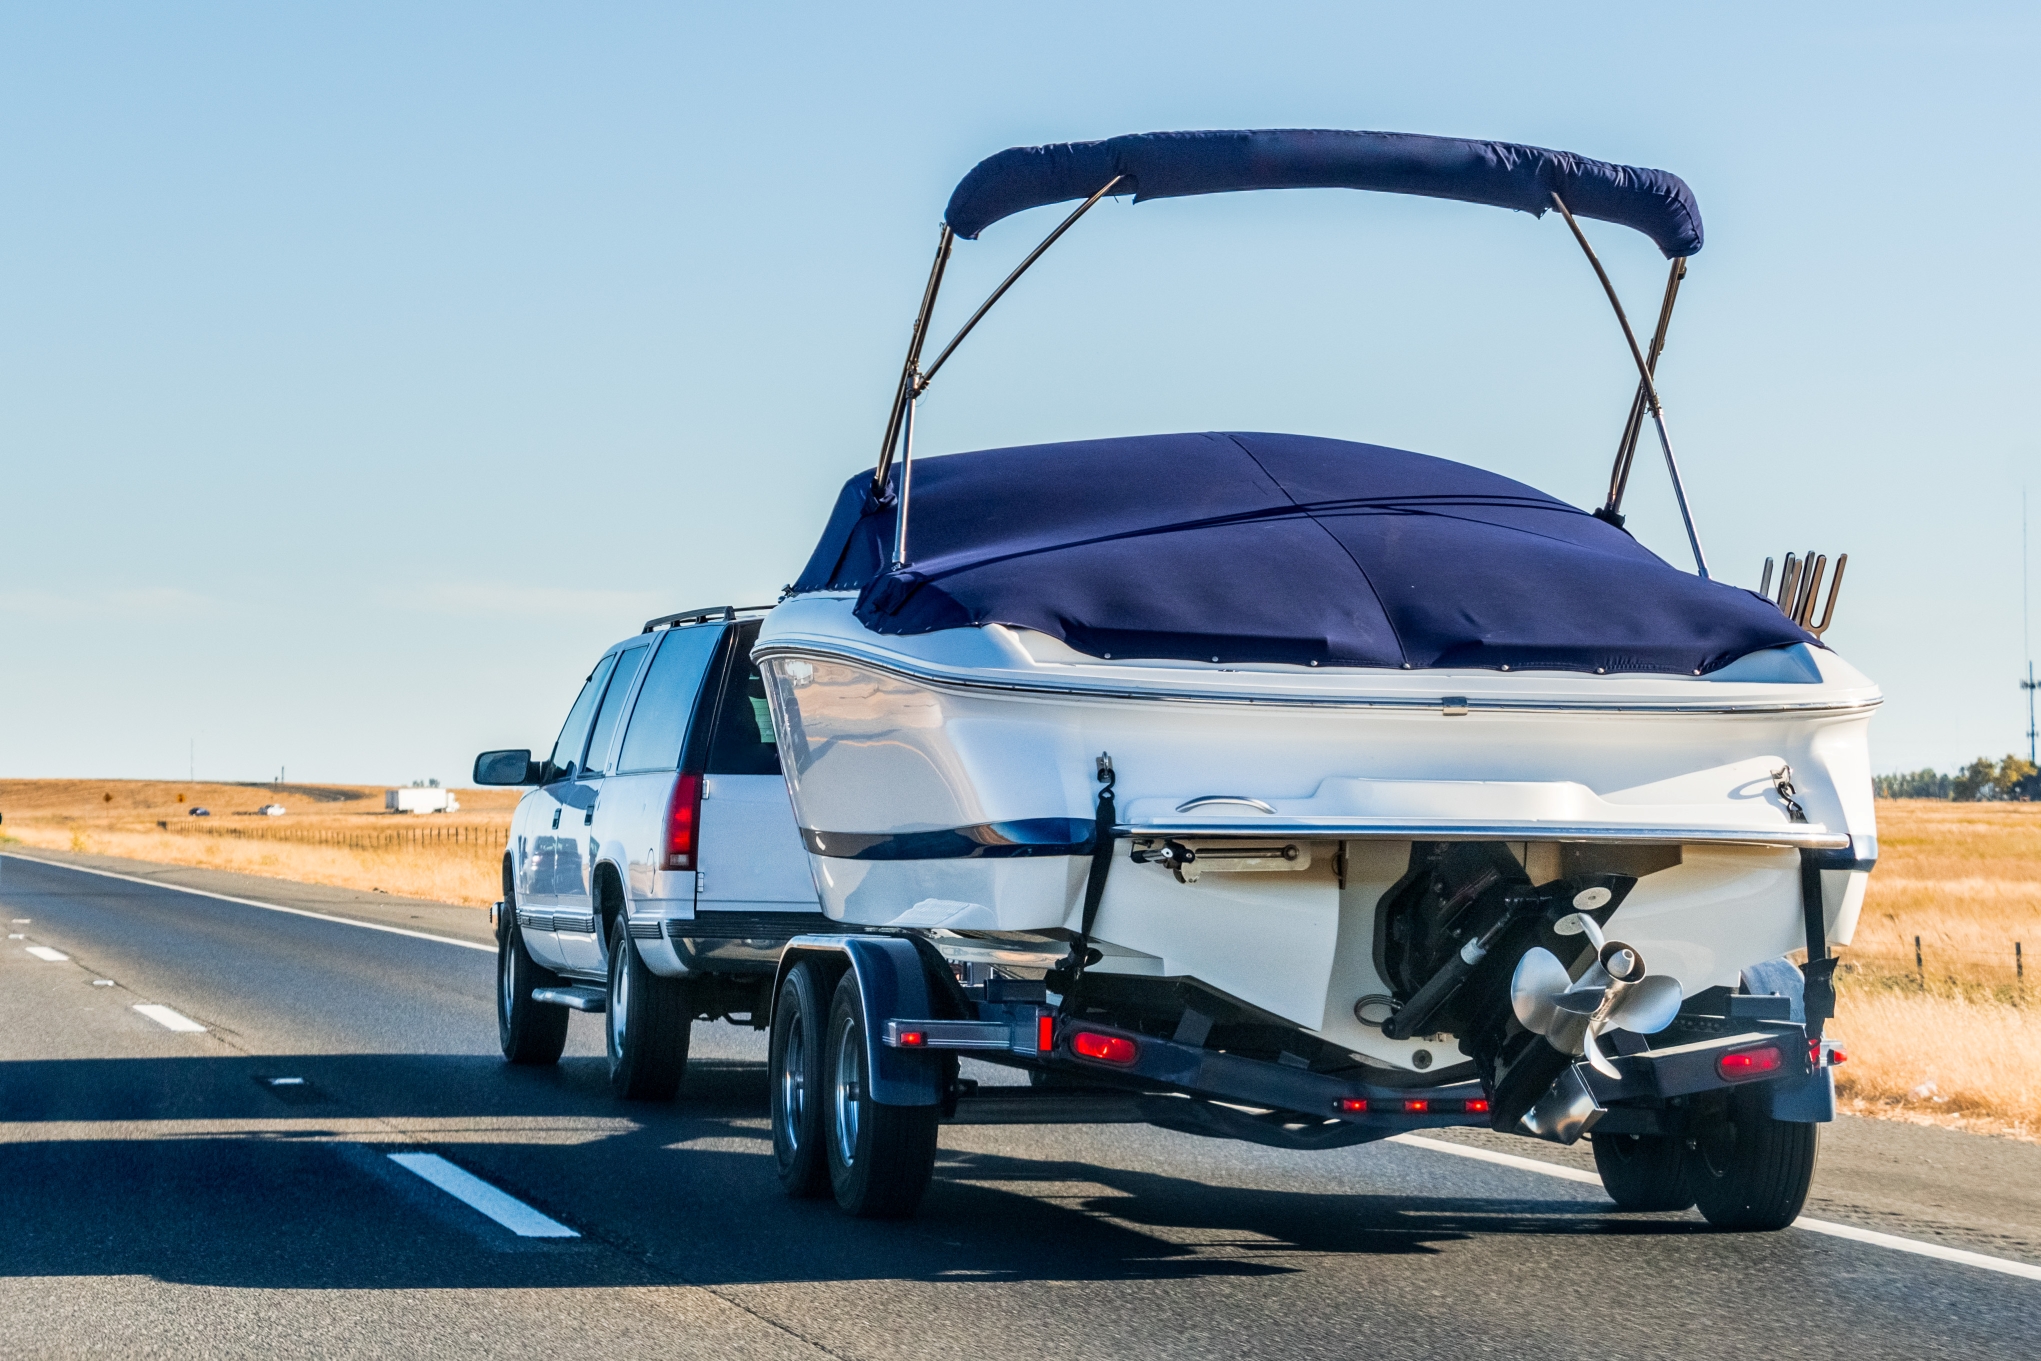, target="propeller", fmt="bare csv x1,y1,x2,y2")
1510,905,1684,1079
